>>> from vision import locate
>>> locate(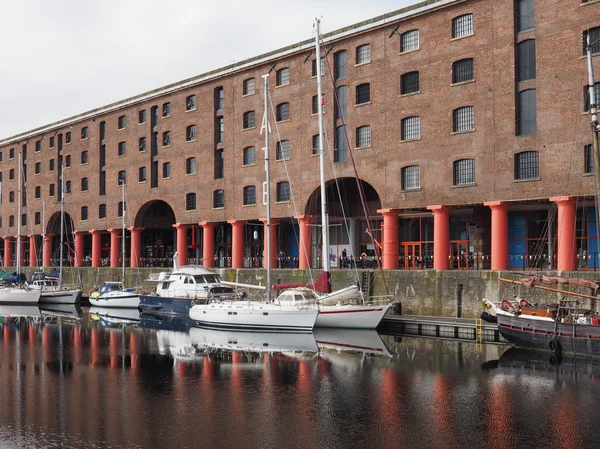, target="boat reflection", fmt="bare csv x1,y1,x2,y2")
39,303,82,321
0,304,41,319
89,306,141,328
